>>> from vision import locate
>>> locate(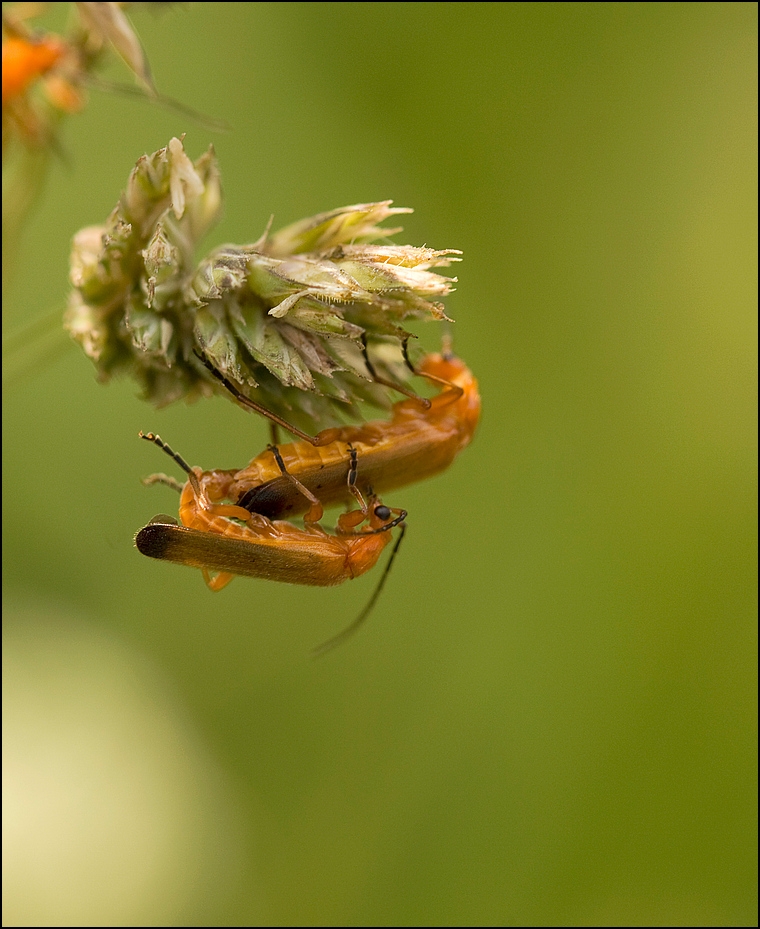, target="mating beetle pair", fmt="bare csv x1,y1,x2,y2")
136,349,480,653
